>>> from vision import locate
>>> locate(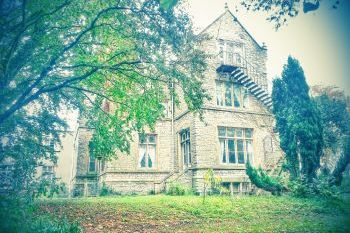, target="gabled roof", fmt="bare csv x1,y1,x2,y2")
199,9,266,50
